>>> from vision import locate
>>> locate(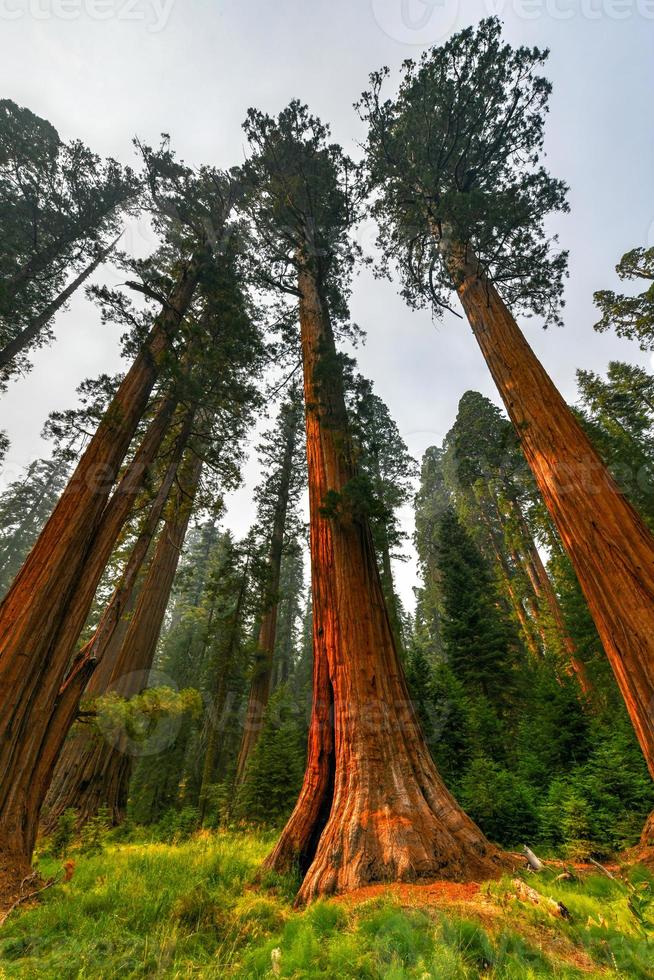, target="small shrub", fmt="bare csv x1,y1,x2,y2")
50,808,77,857
80,805,111,854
